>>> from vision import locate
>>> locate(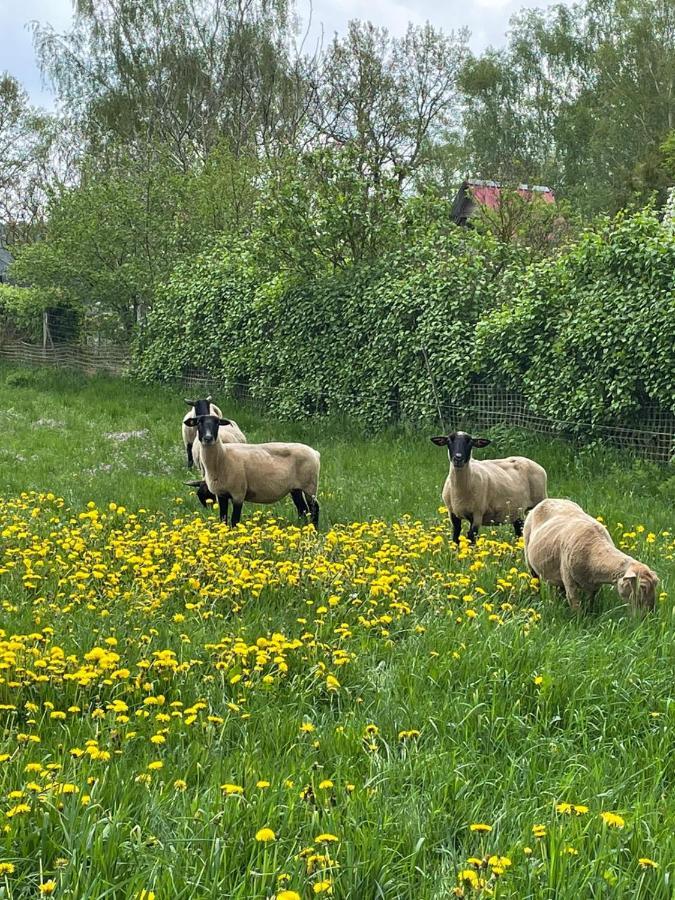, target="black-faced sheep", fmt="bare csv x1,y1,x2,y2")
182,396,246,468
430,430,547,544
184,414,320,527
523,498,658,612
